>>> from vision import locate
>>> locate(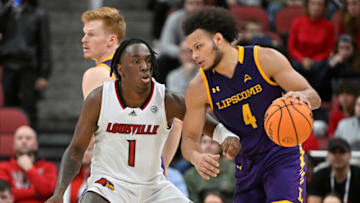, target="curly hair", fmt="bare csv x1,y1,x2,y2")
110,38,158,81
182,6,238,43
